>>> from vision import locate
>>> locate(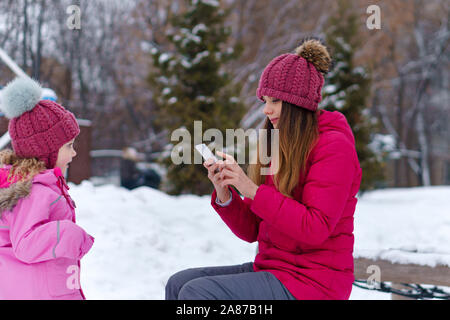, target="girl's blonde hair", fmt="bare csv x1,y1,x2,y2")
0,149,46,183
248,102,319,199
